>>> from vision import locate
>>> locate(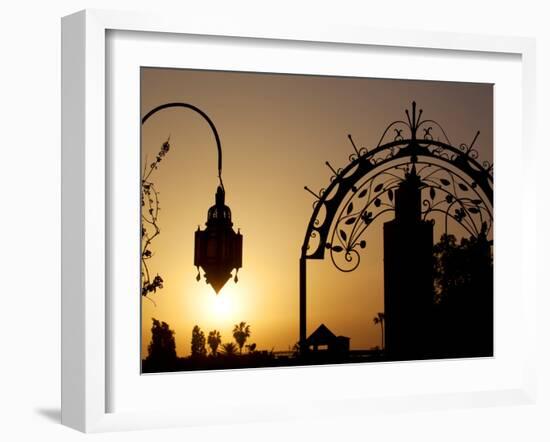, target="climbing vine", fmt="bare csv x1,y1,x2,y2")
141,138,170,303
